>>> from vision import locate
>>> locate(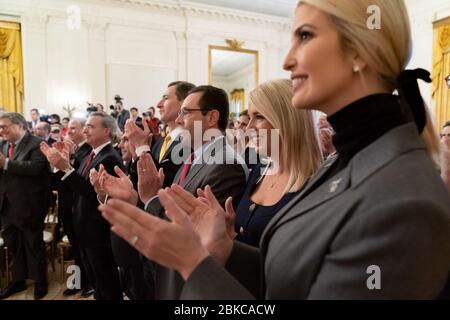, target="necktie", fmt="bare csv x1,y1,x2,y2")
8,143,15,160
178,153,195,186
159,135,172,162
81,151,95,176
